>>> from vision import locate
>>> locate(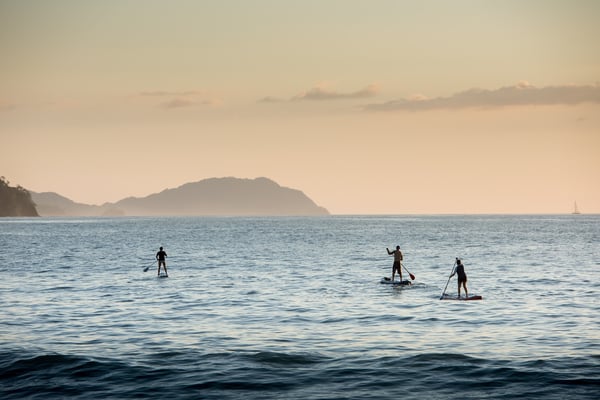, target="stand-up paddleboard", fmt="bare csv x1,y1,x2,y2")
158,274,169,279
380,277,412,286
440,293,482,301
